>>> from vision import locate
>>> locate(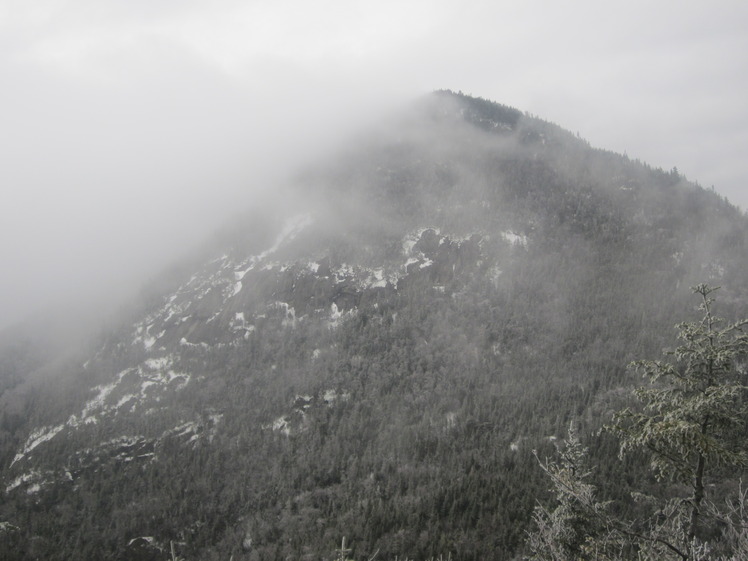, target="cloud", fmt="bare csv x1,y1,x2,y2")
1,0,747,331
0,2,414,331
